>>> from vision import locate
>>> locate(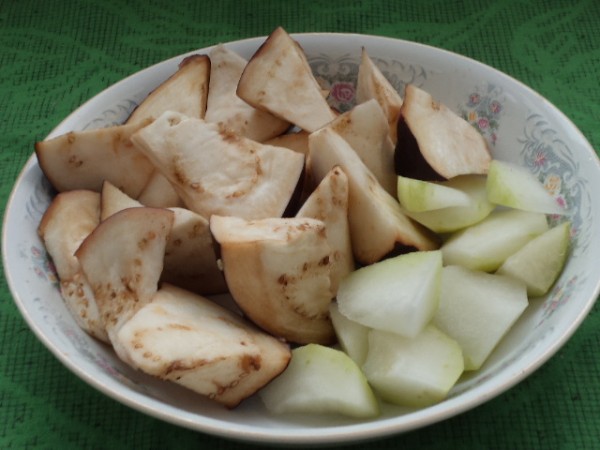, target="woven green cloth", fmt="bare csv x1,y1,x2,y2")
1,0,599,448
